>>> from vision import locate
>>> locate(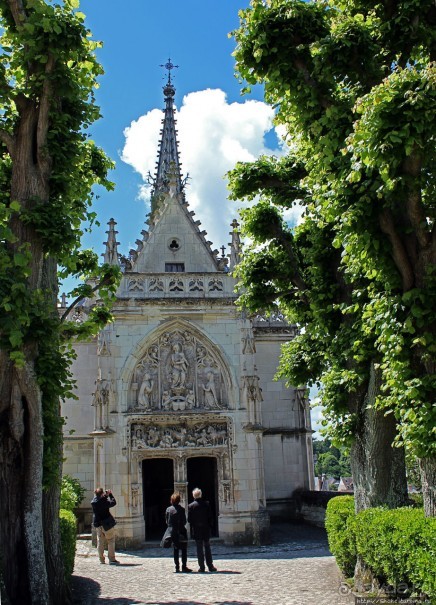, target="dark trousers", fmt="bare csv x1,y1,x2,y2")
195,539,213,570
173,546,187,569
